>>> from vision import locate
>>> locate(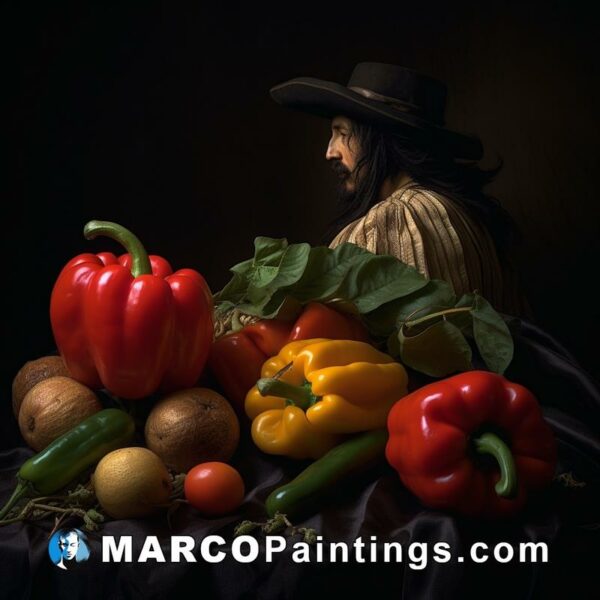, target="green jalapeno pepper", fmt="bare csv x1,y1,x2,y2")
0,408,135,519
265,428,388,519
